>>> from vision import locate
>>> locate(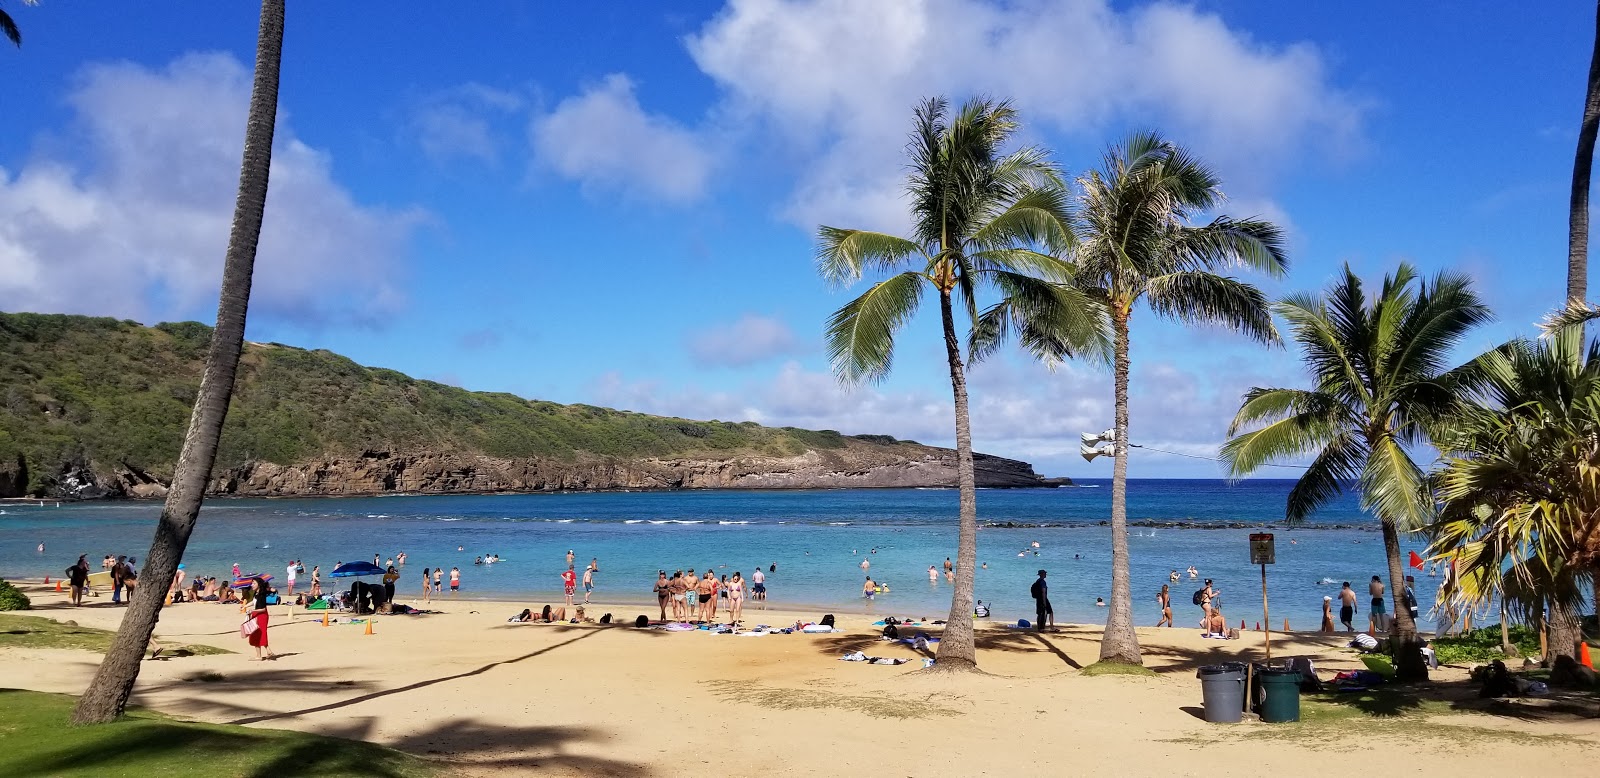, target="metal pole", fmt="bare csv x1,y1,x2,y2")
1261,562,1271,661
